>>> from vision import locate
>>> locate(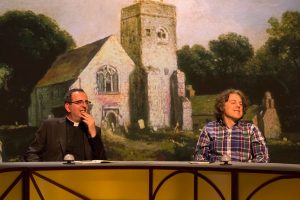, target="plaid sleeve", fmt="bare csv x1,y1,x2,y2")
250,124,269,163
194,128,210,161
